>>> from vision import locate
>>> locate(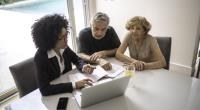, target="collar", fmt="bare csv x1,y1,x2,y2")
47,49,65,59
